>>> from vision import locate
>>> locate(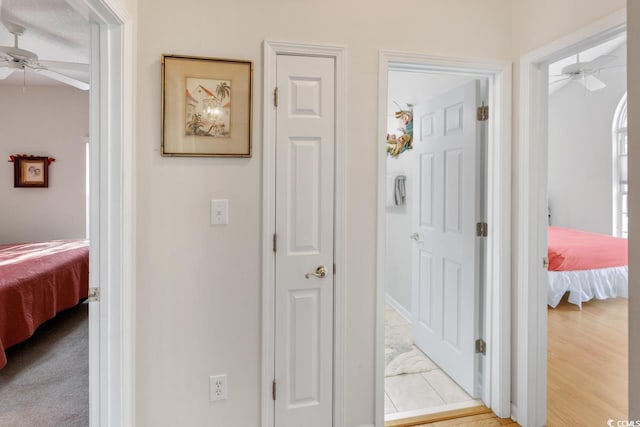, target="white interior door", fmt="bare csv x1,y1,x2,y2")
274,54,335,427
410,80,483,396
